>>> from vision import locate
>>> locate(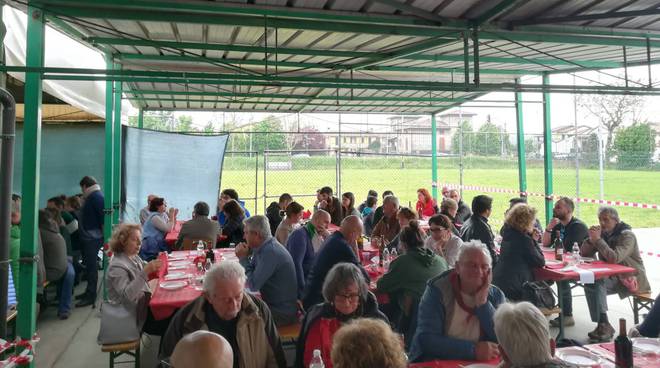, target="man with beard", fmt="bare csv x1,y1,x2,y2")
541,197,588,327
